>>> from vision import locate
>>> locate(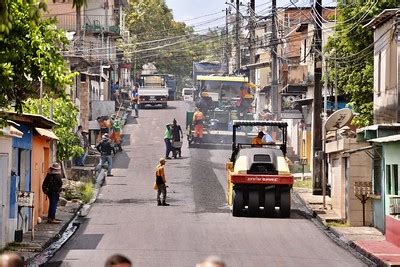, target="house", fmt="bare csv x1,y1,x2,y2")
45,0,129,130
249,7,335,163
0,112,57,247
354,8,400,246
0,122,23,248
